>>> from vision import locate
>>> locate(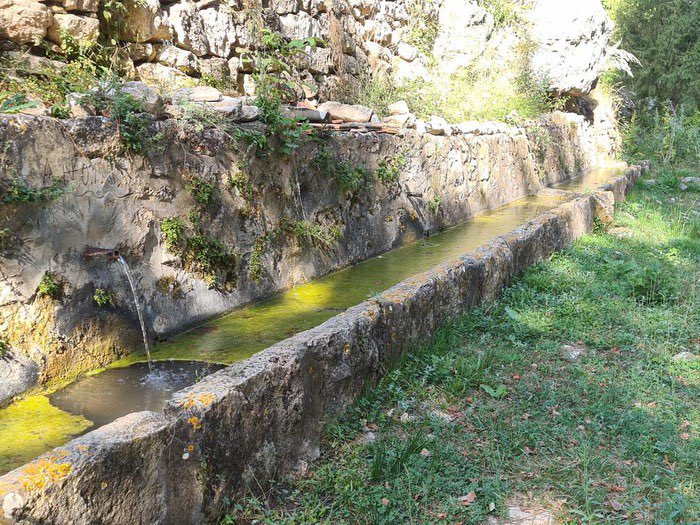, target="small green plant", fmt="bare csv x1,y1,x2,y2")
155,276,182,299
0,92,39,114
375,151,408,184
428,194,442,214
110,90,154,153
0,178,65,205
289,220,342,247
249,236,267,282
314,147,371,193
187,235,232,273
161,217,185,251
186,177,217,206
404,0,439,55
480,383,509,399
38,272,63,300
93,288,115,307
